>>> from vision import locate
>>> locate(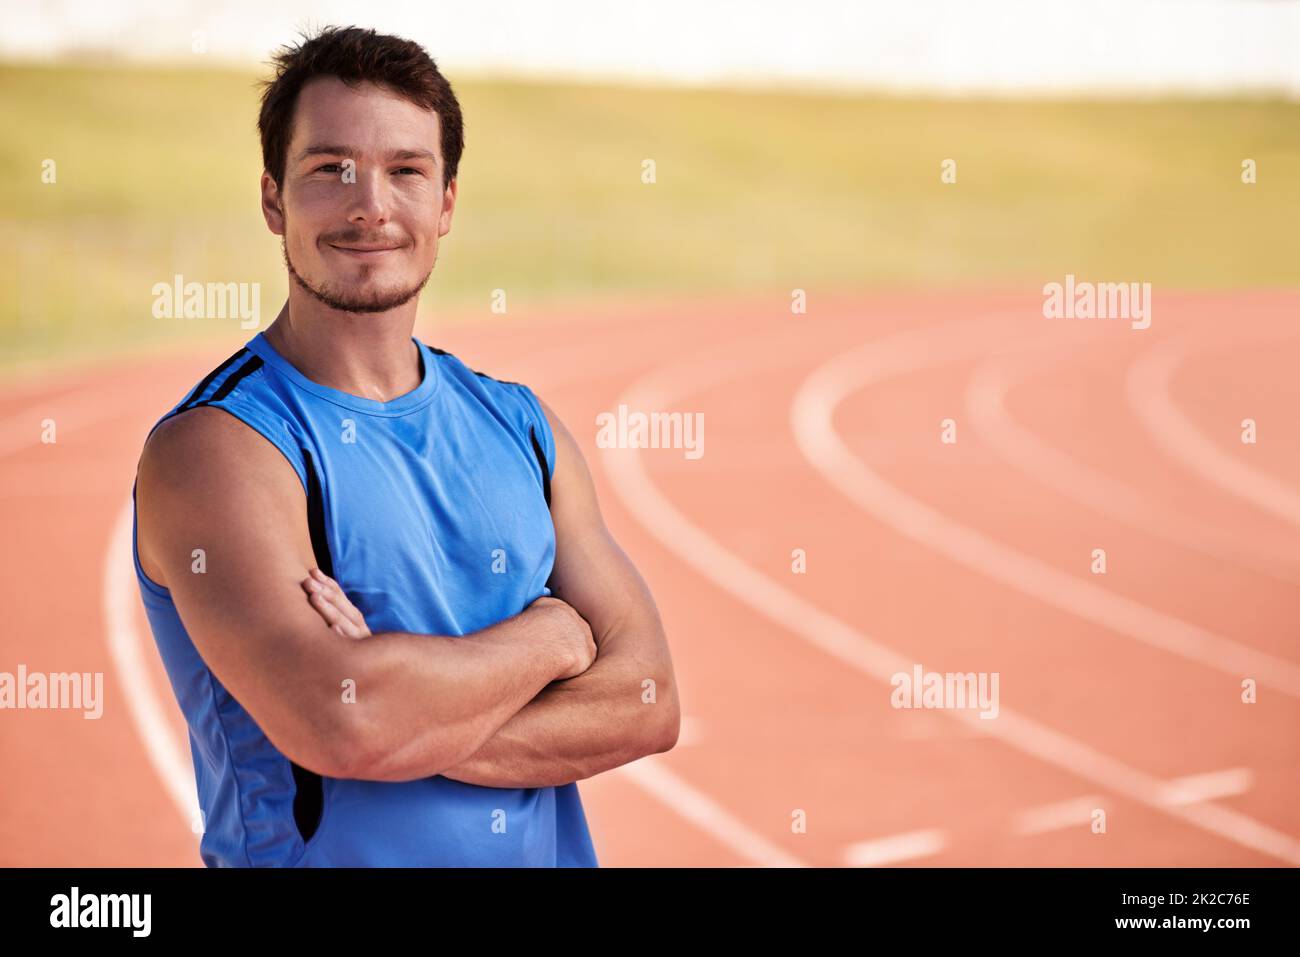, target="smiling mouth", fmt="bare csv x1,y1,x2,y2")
328,244,403,256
